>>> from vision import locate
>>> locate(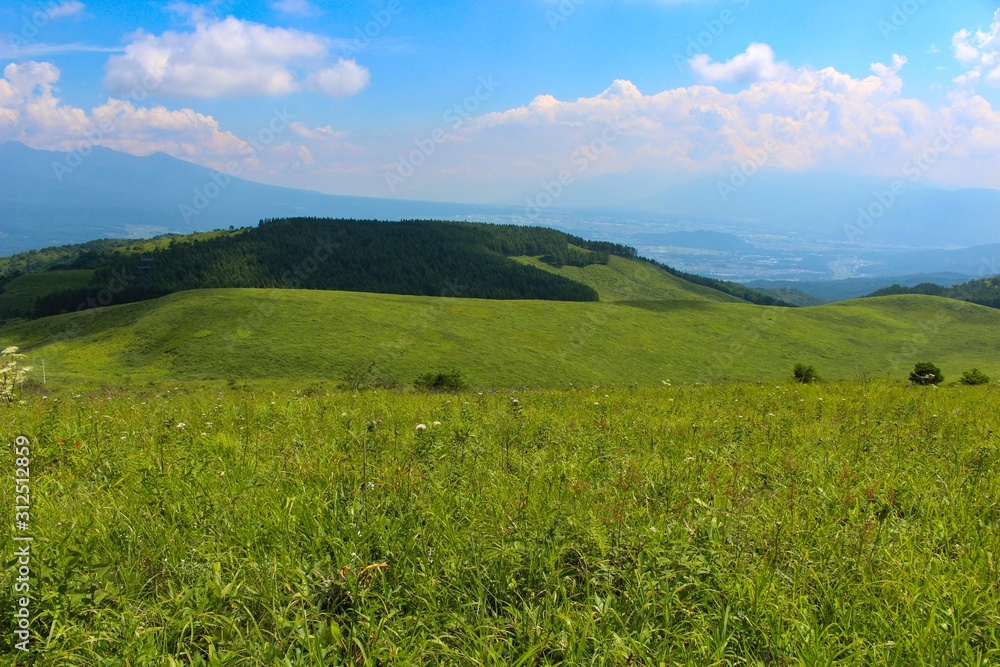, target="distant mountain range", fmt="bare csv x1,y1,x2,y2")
640,171,1000,248
3,142,999,288
0,141,501,254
